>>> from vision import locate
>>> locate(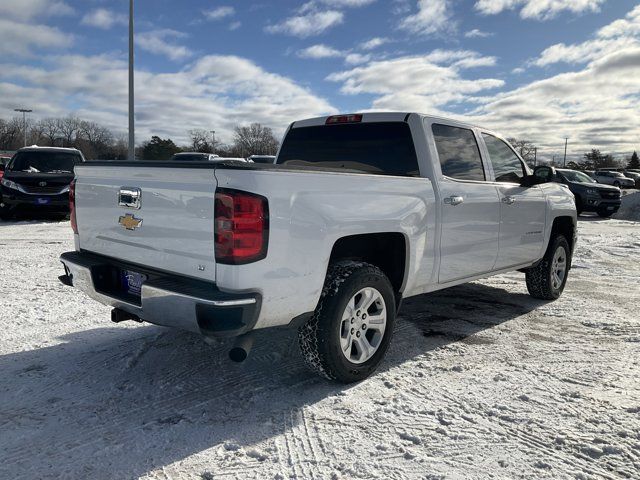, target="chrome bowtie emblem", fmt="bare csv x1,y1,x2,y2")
39,181,47,187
